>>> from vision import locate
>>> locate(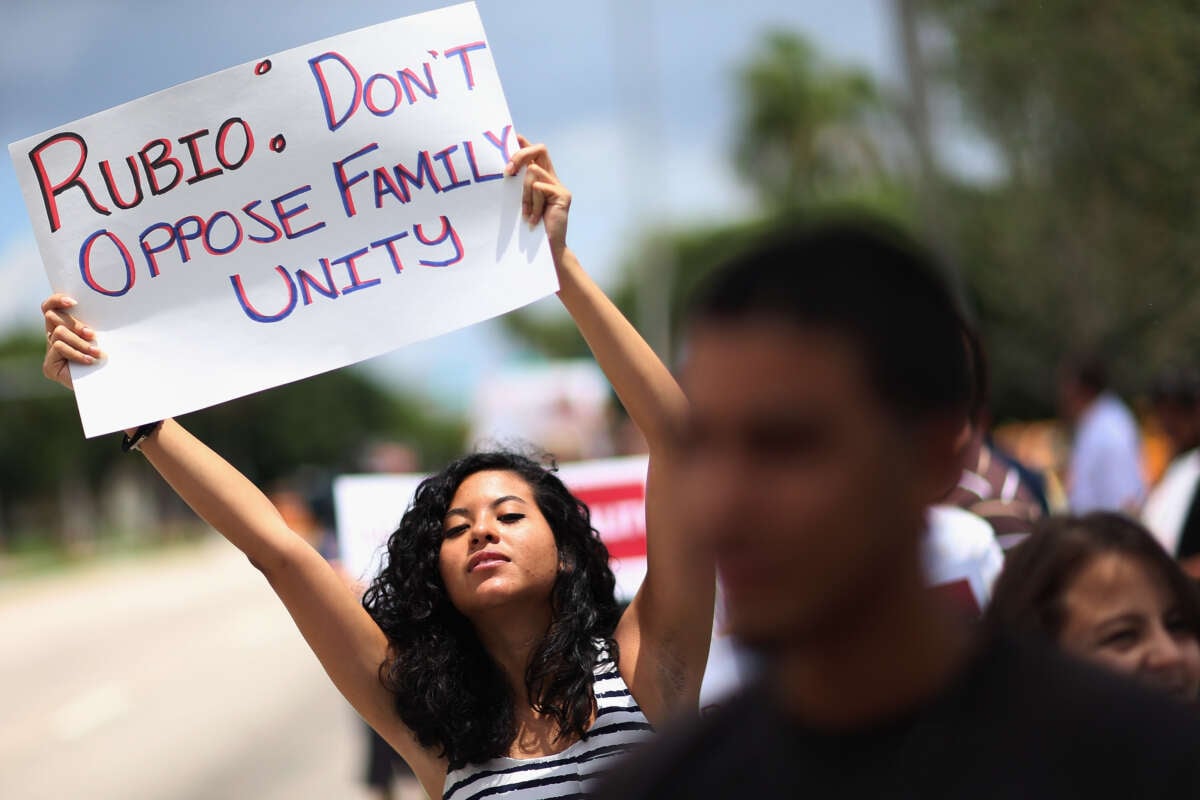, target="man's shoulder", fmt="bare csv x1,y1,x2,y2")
595,636,1200,799
958,635,1200,794
595,684,783,799
980,633,1200,741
